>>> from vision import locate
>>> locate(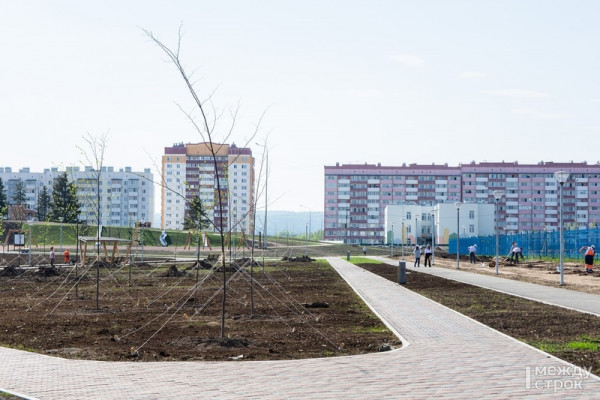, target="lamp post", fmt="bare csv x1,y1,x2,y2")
27,216,33,267
300,204,311,241
391,223,394,257
430,207,435,265
140,221,145,262
414,214,420,246
304,223,308,257
256,142,269,249
401,217,405,258
59,216,64,253
493,190,504,275
555,170,570,286
455,202,462,269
